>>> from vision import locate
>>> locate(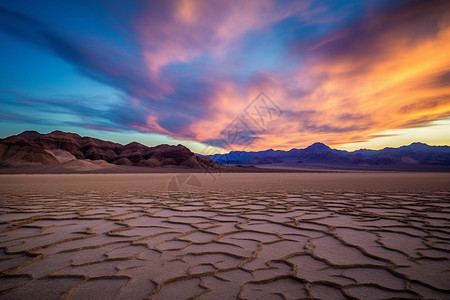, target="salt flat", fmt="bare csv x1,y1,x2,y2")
0,173,449,299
